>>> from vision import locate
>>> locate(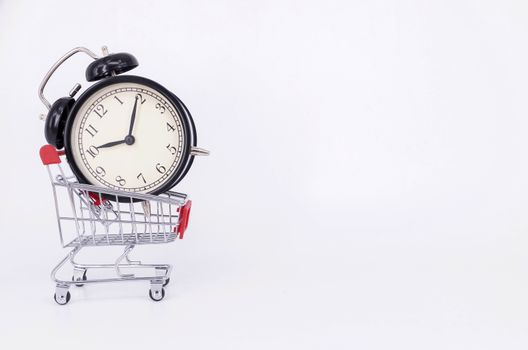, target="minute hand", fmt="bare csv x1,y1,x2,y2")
128,96,139,136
